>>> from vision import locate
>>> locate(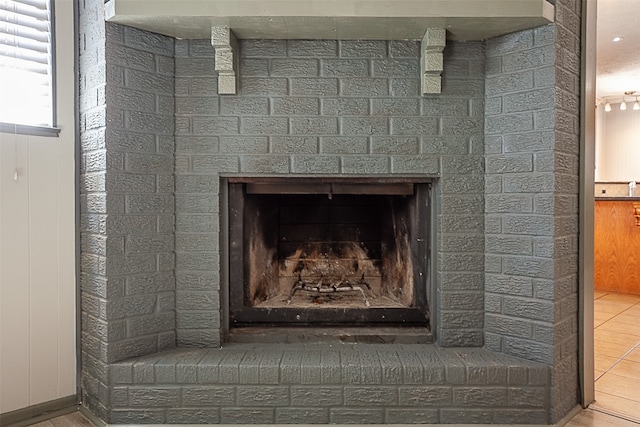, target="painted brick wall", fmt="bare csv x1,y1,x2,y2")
484,24,558,365
78,1,110,417
549,0,581,420
174,39,486,347
484,0,581,421
79,0,176,417
97,23,176,361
